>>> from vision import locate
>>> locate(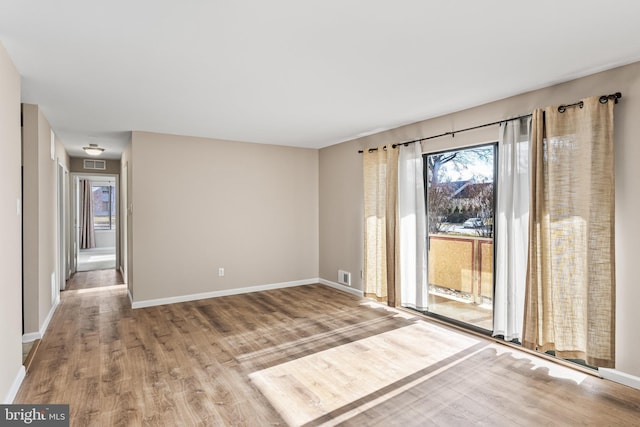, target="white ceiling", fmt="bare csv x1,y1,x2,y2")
2,1,640,159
